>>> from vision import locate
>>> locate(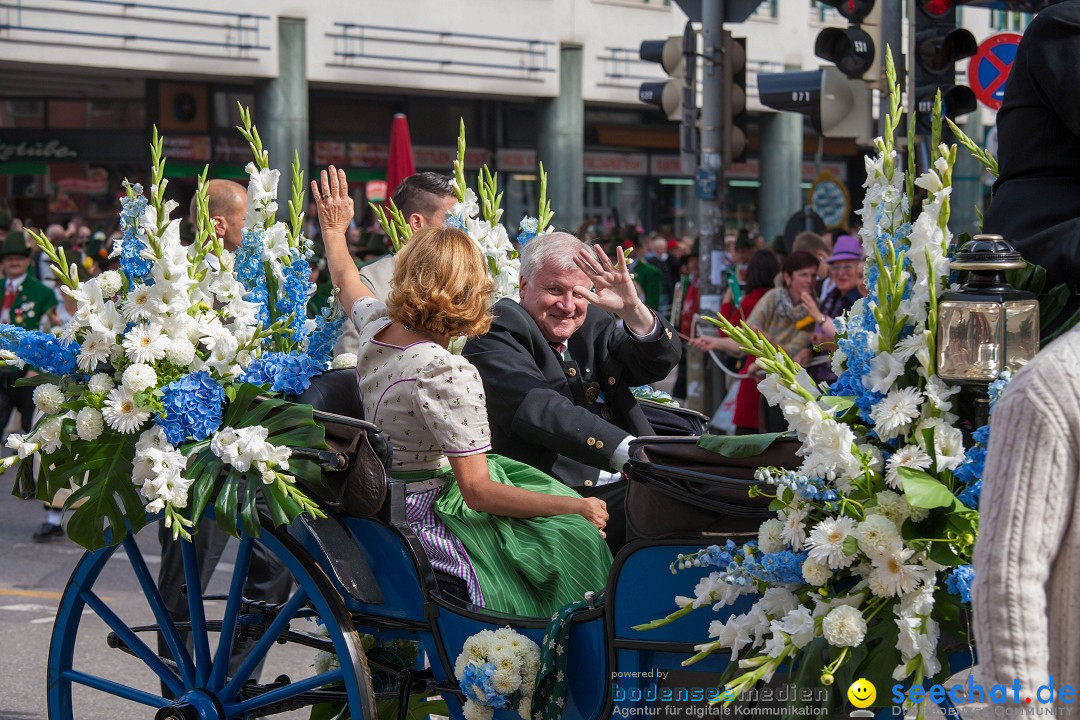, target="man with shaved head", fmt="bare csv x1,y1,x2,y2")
191,178,247,252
